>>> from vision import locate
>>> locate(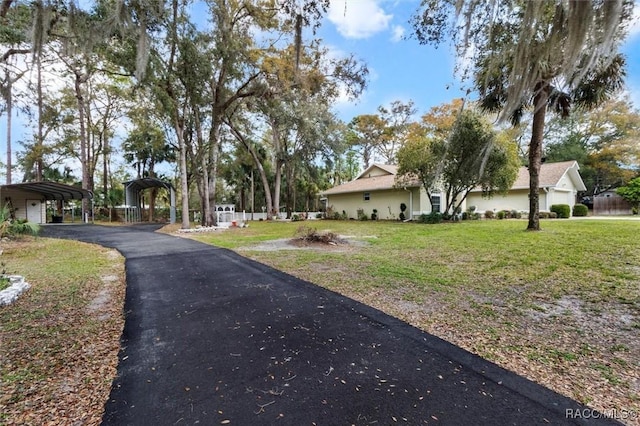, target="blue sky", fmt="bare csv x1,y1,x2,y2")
319,0,640,121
